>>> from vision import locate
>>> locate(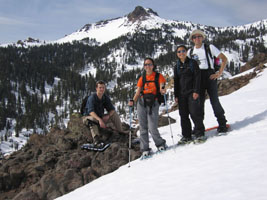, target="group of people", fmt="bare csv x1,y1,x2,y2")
82,29,229,158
